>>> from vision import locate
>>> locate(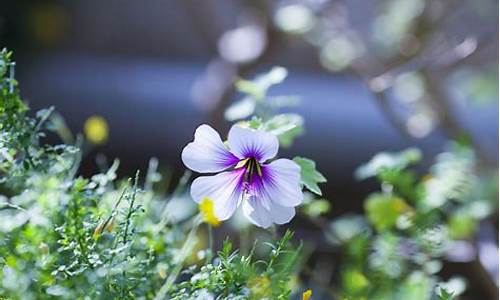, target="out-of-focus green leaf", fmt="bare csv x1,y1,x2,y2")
327,215,369,245
264,114,304,147
342,268,369,295
224,97,256,121
235,79,264,100
447,212,477,240
235,66,288,101
436,288,455,300
436,277,466,300
364,193,411,231
397,271,433,300
369,233,407,279
247,116,263,129
421,145,475,209
293,157,326,195
355,148,421,180
301,198,330,217
227,67,297,124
